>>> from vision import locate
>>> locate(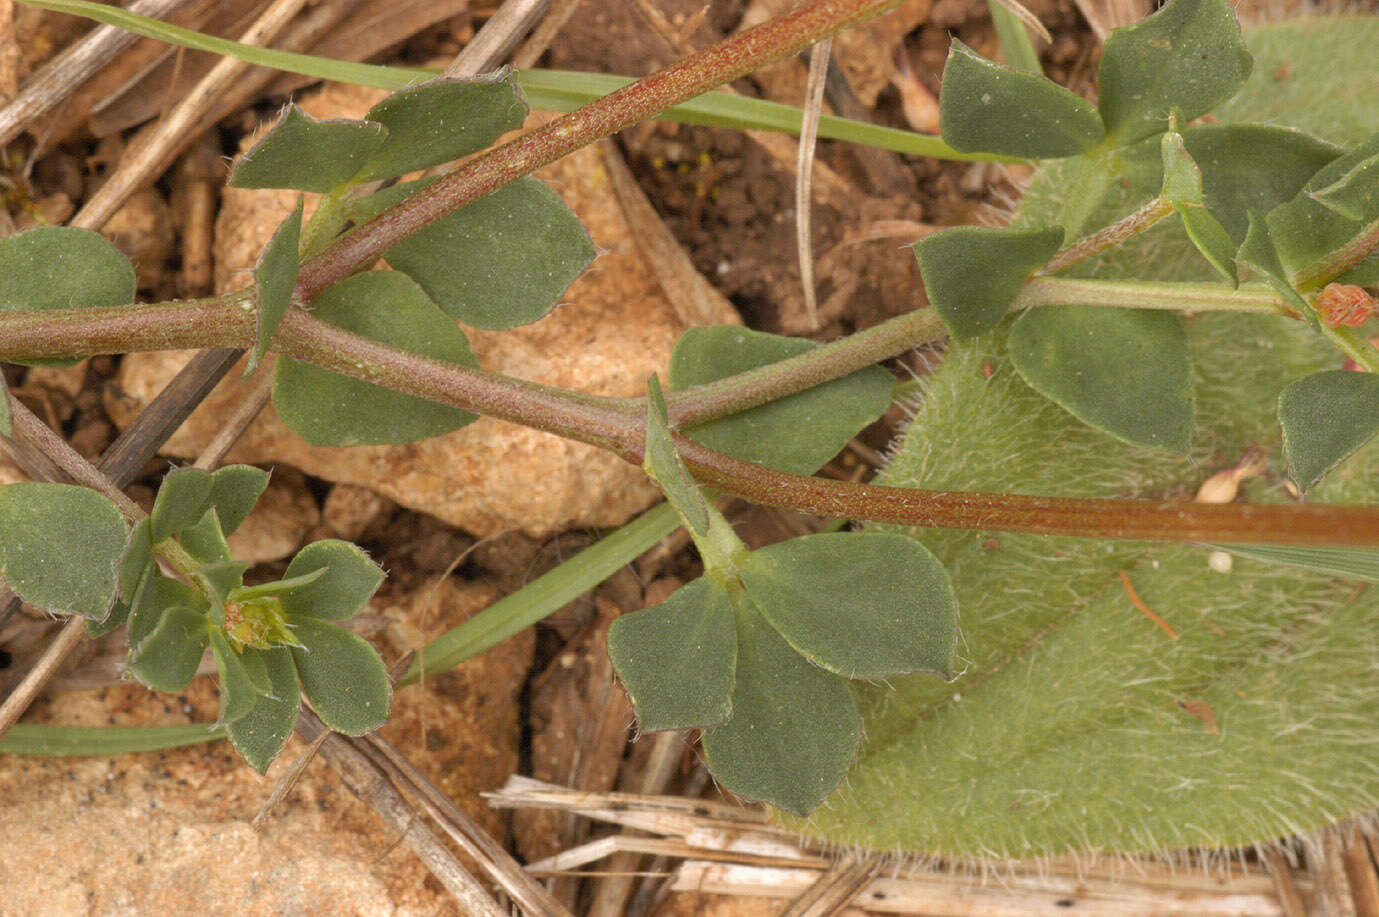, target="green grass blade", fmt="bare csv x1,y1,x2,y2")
987,0,1044,74
1212,543,1379,582
0,722,222,755
19,0,998,161
401,502,681,685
